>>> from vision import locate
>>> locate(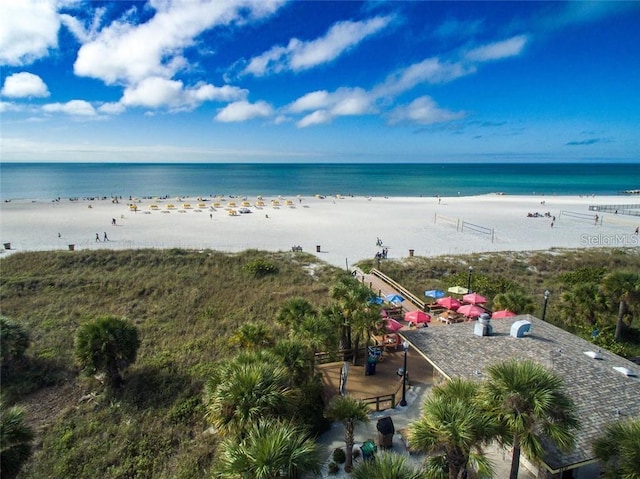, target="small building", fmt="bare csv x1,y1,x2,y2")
401,314,640,479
